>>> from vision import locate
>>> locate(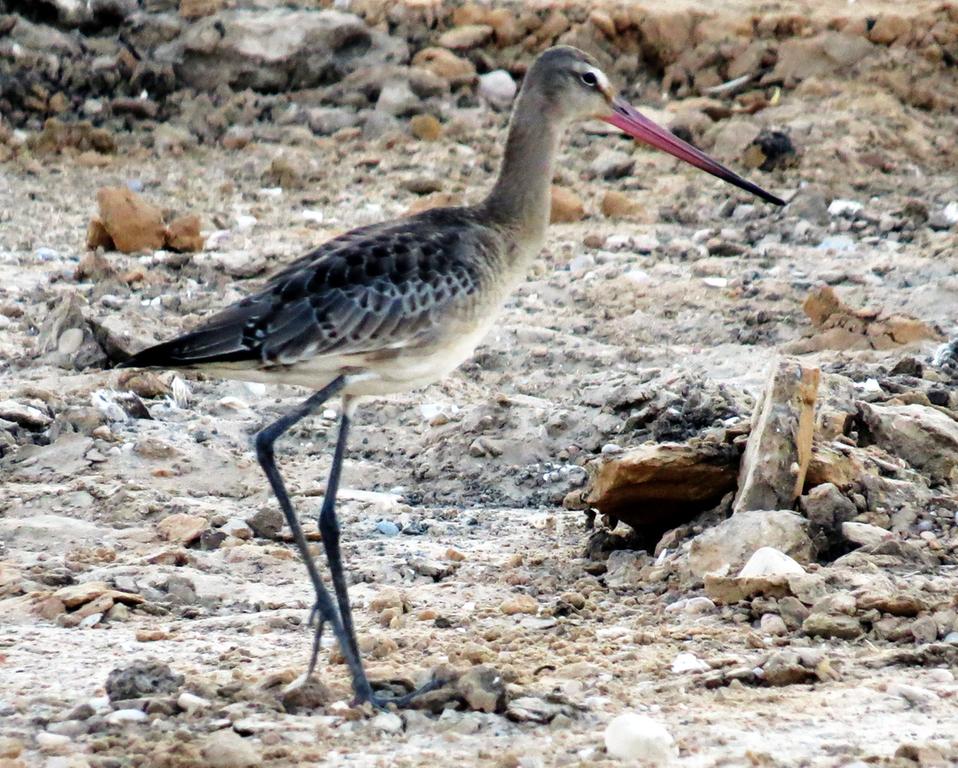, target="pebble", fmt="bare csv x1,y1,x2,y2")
886,682,939,706
827,199,863,217
604,713,677,763
478,70,517,110
0,737,23,758
57,327,84,355
105,708,148,724
671,652,710,674
410,114,442,141
499,594,538,615
200,729,261,768
738,547,806,578
841,521,890,547
376,520,400,536
177,692,210,713
550,185,585,223
817,234,855,251
36,732,72,752
702,276,728,288
760,613,788,636
371,711,403,733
